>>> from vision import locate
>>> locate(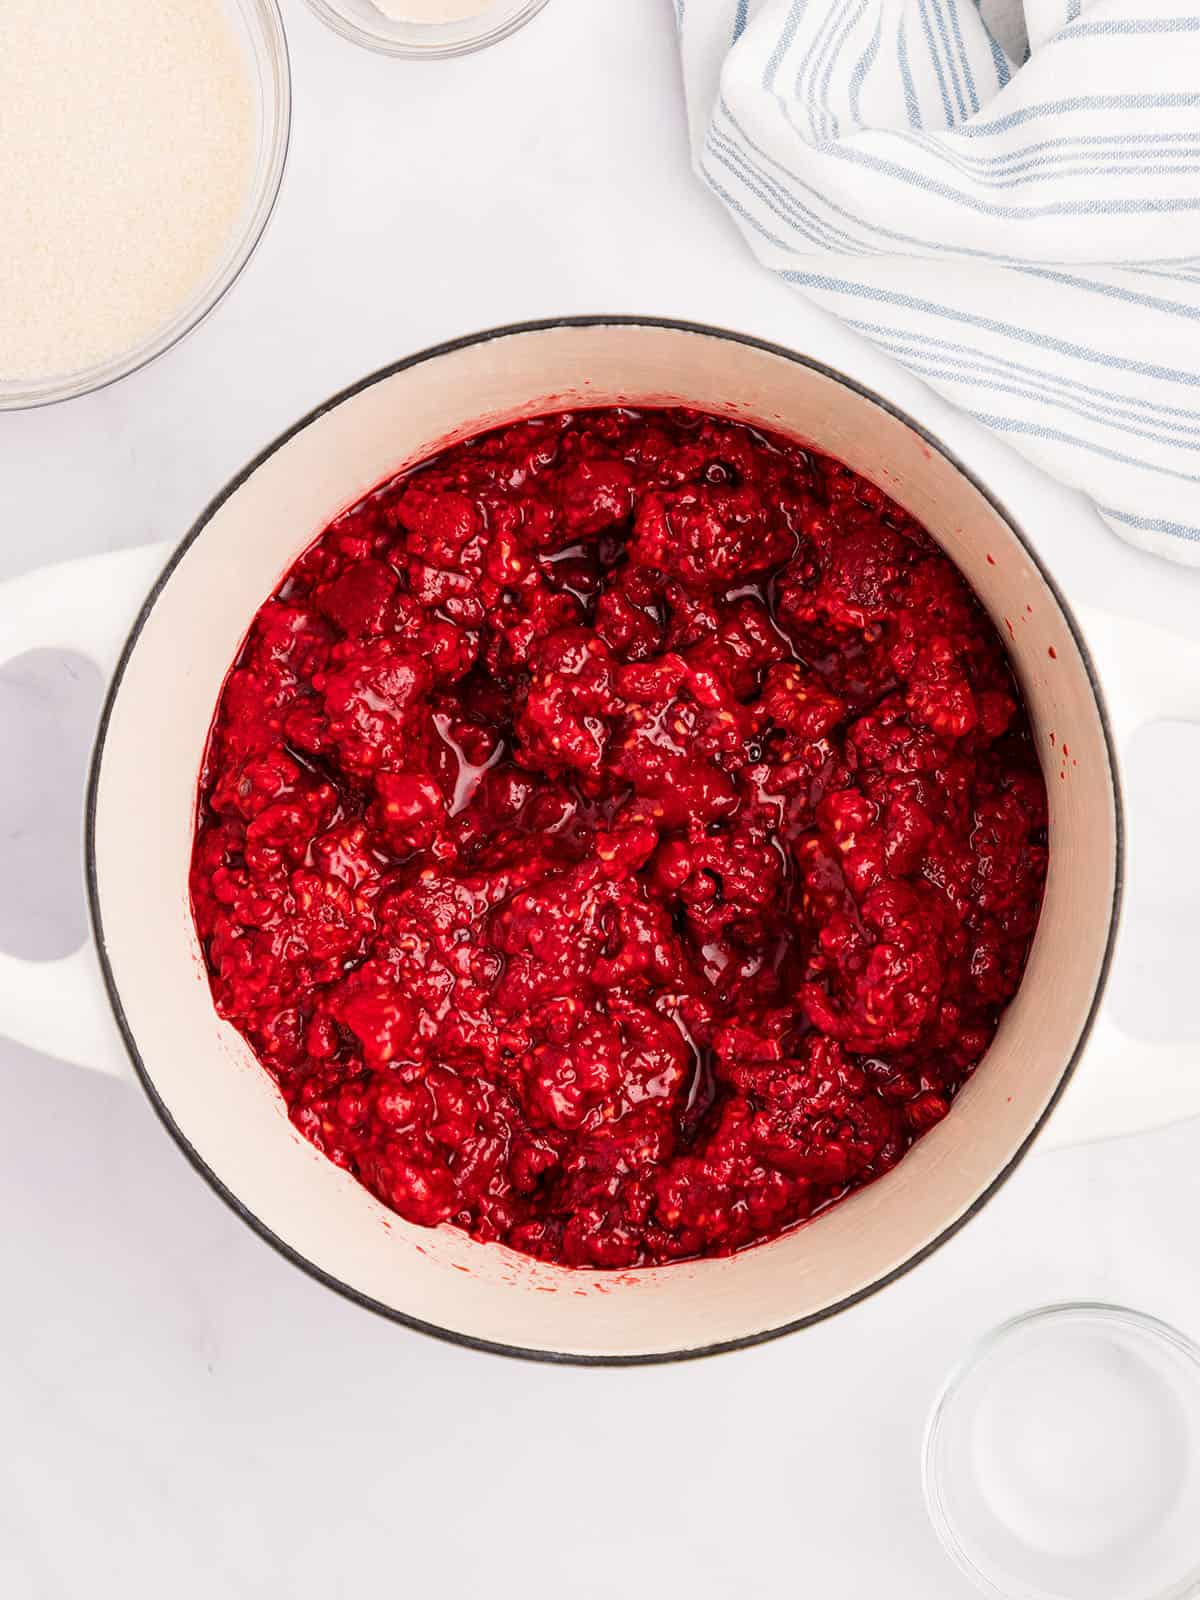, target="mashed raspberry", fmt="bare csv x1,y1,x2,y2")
190,408,1047,1268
